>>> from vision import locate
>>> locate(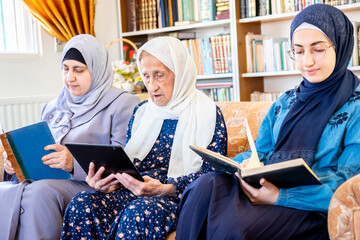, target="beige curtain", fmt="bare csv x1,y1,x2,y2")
22,0,95,42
